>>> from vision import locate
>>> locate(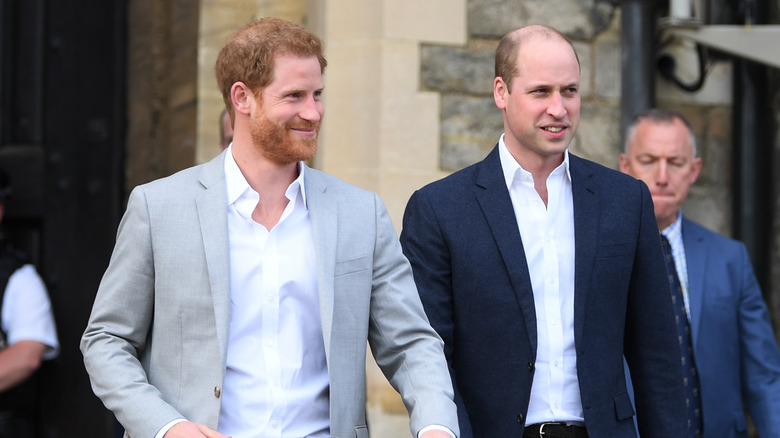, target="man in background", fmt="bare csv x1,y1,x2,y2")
620,108,780,437
0,167,59,438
